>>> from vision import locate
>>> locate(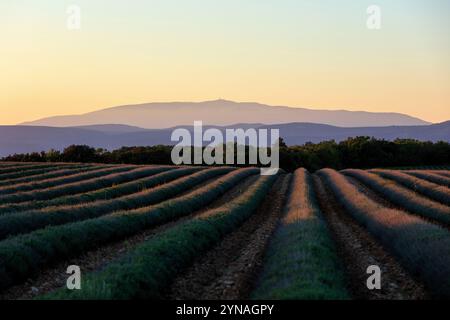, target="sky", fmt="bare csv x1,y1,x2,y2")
1,0,449,125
